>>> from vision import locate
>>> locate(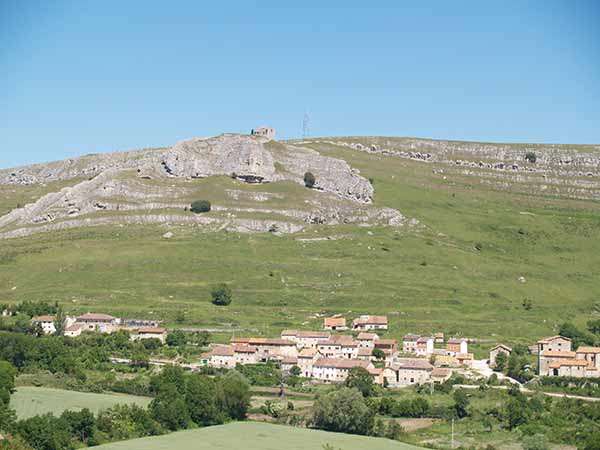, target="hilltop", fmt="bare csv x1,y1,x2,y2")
0,133,599,350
